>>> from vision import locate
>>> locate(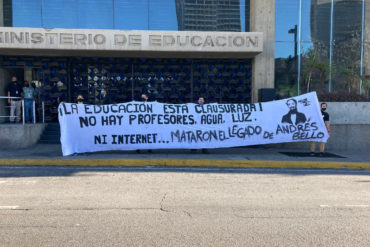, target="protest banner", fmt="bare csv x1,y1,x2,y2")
58,92,329,156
